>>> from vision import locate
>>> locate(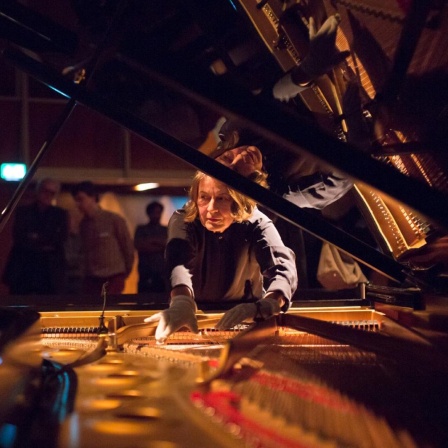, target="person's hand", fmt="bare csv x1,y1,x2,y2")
301,14,350,80
272,71,307,102
144,295,198,343
273,14,350,101
215,297,282,330
216,146,264,177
